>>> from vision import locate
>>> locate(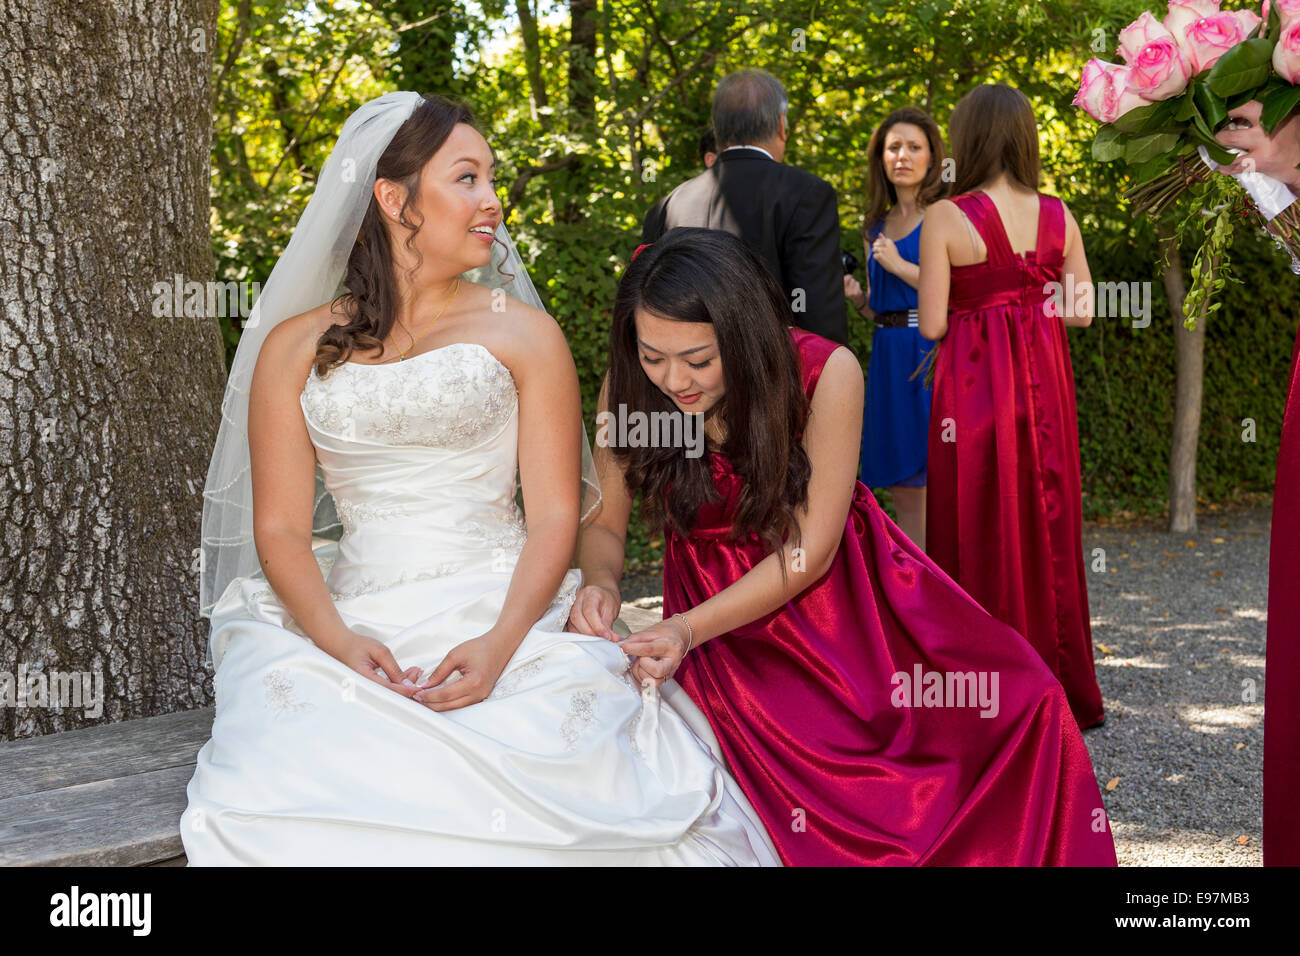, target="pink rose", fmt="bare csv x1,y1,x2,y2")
1175,10,1263,73
1275,0,1300,24
1119,11,1193,99
1164,0,1221,39
1074,58,1149,122
1275,17,1300,81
